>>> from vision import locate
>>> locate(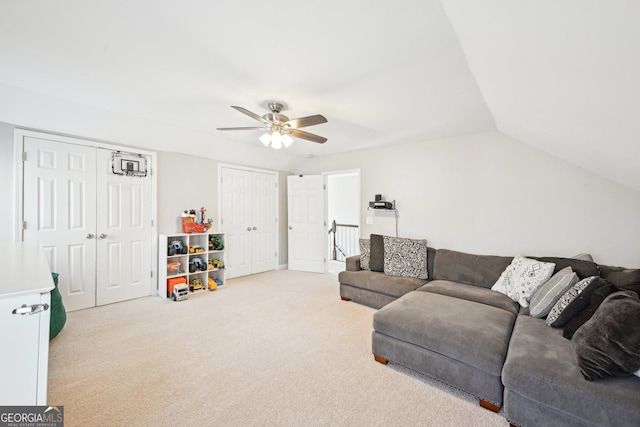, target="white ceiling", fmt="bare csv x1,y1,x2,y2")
1,1,639,190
